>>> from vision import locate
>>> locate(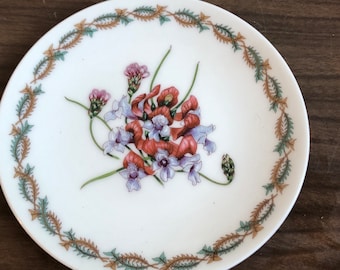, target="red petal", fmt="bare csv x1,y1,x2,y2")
131,93,146,117
125,120,143,148
174,95,198,121
144,84,161,113
148,106,173,124
174,135,197,158
157,87,179,108
123,151,144,168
